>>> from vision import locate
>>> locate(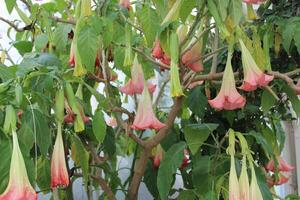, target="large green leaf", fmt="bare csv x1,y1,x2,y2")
14,41,33,56
5,0,16,13
187,86,208,119
18,109,51,156
77,23,99,73
179,0,197,22
36,157,51,192
92,110,107,143
192,155,211,195
229,0,243,26
71,135,90,188
283,84,300,116
184,123,218,155
137,5,160,46
157,142,186,200
261,89,276,114
53,24,73,52
0,139,12,193
34,34,49,52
